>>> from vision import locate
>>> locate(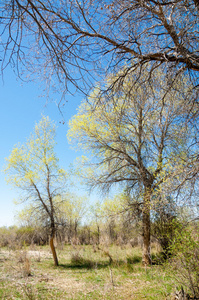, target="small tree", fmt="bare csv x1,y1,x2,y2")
5,116,67,266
